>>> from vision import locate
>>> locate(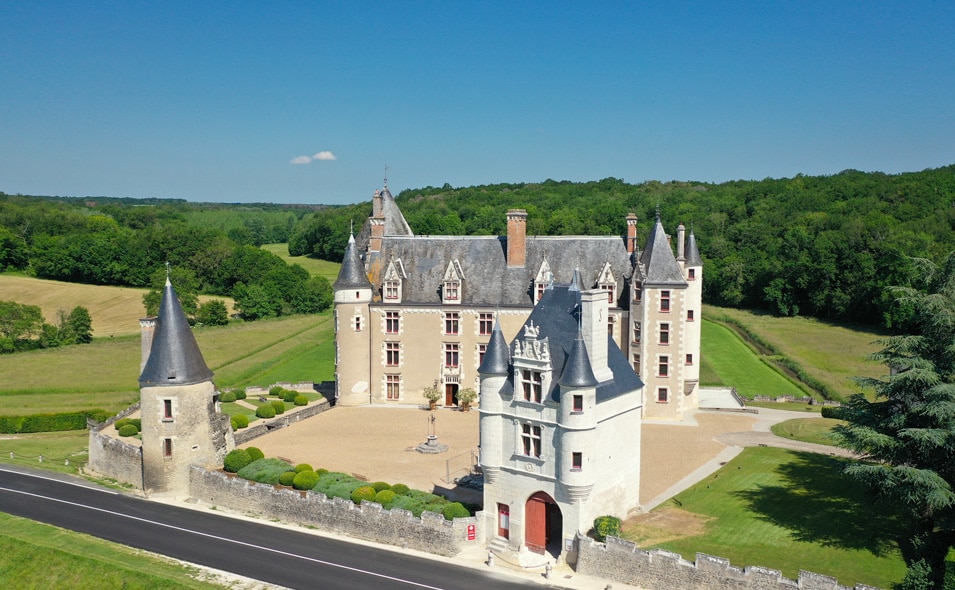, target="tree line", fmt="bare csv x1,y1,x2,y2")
0,301,92,353
0,195,332,324
289,167,955,329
